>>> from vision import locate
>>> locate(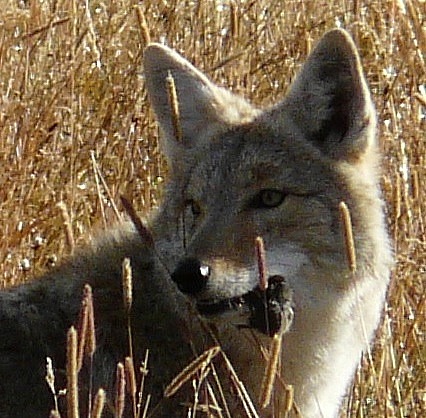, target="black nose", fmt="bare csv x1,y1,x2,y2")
171,257,210,294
